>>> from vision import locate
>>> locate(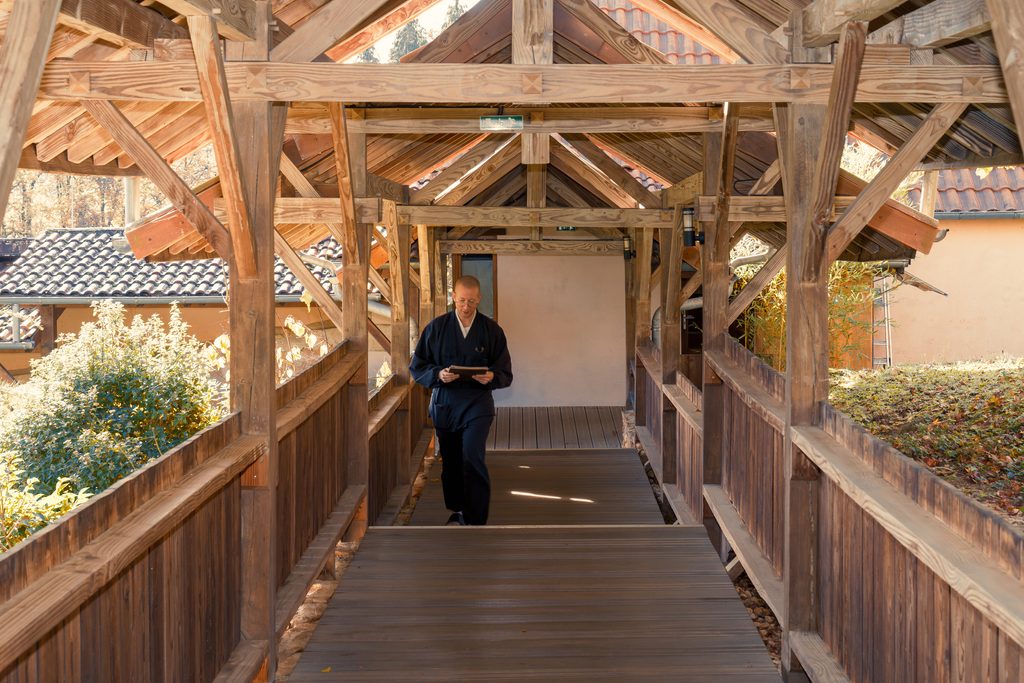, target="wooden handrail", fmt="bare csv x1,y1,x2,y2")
792,424,1024,648
276,353,362,438
0,435,266,672
662,383,703,435
704,349,786,432
368,383,410,438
